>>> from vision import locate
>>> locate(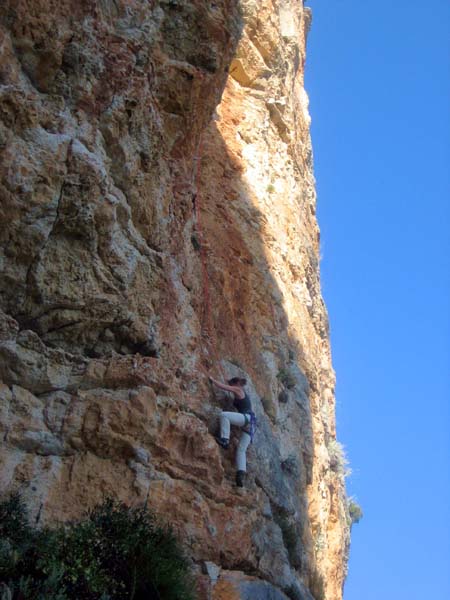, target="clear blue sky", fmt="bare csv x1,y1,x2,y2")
304,1,450,599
